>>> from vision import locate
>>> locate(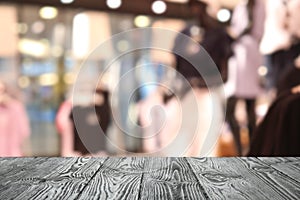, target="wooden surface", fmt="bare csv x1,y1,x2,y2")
0,157,299,199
